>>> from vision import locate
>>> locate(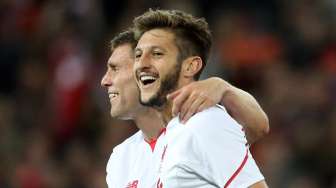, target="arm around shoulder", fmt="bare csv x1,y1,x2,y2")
249,180,269,188
167,76,269,143
184,107,264,187
216,77,270,144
